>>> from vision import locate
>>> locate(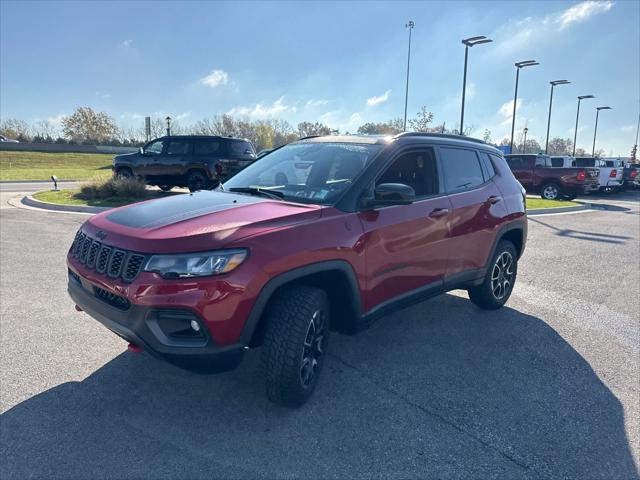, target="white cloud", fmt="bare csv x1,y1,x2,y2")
175,111,191,120
493,1,614,56
306,99,329,107
228,96,293,119
366,89,391,106
200,70,229,88
558,1,614,29
119,113,143,120
121,39,133,48
46,114,66,127
621,124,636,132
348,113,362,126
498,99,522,126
